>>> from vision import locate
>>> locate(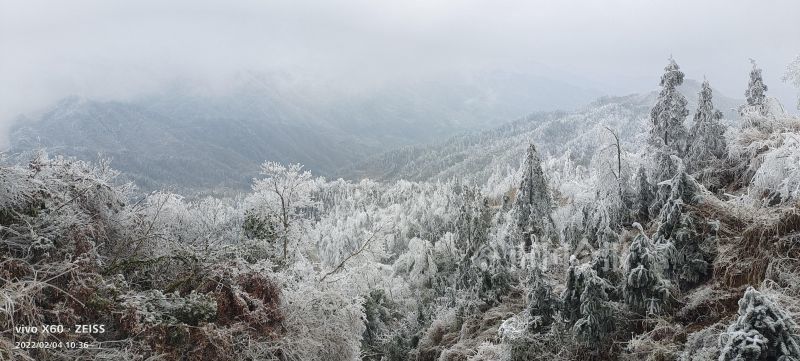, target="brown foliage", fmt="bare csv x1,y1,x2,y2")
198,265,283,337
715,206,800,288
139,324,236,361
